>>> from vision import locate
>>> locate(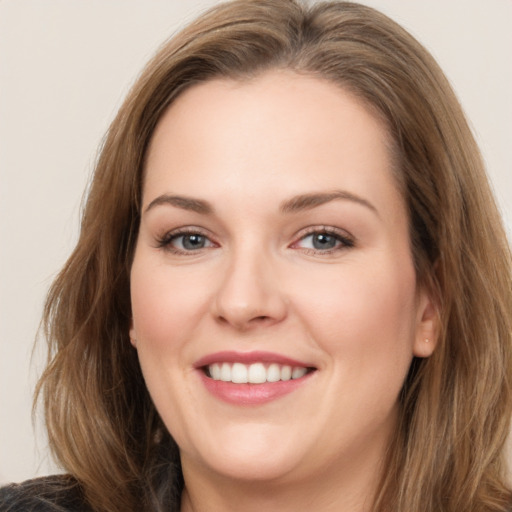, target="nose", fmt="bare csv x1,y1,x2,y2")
212,248,288,330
